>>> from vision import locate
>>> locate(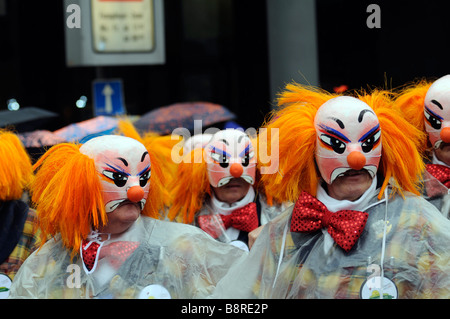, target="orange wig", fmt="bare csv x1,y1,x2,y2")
31,143,105,257
392,79,433,154
167,147,210,223
0,129,33,201
31,136,169,257
259,84,337,202
357,89,426,198
260,82,426,203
